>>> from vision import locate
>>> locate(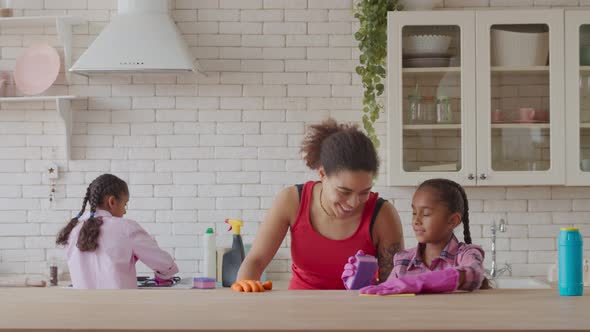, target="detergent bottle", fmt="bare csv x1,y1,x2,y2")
222,219,245,287
203,228,216,279
558,228,583,296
